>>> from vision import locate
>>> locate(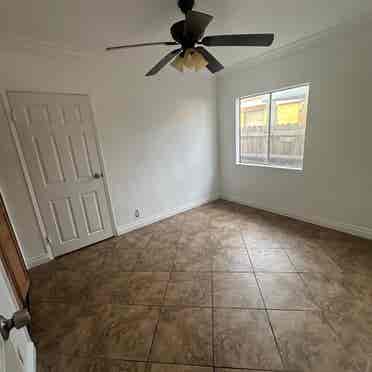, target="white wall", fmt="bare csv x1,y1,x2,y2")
0,47,219,267
217,18,372,239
